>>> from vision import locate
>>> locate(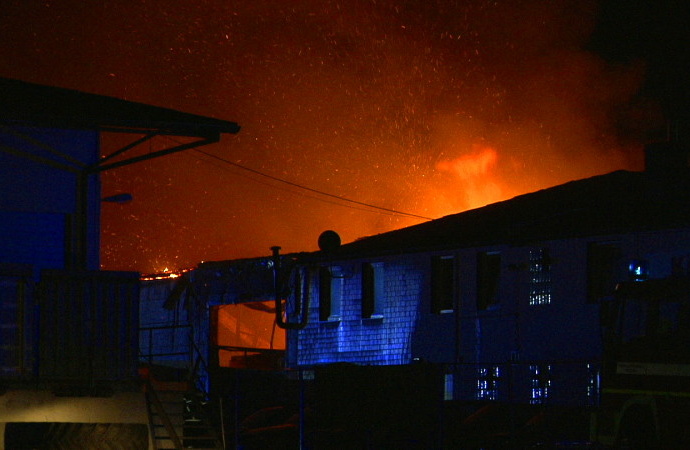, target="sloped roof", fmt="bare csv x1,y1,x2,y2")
326,167,690,258
0,77,240,138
